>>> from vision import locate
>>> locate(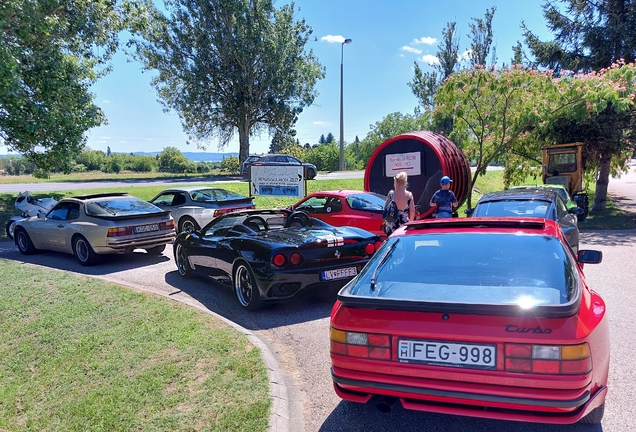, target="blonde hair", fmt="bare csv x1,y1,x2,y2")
394,171,408,187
